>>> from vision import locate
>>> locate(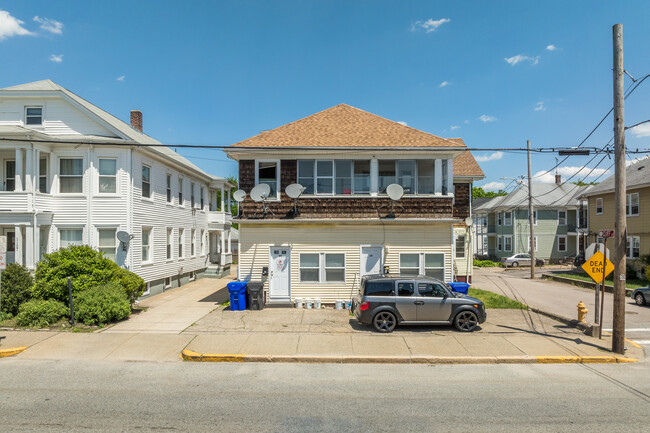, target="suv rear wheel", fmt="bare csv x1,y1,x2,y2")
373,311,397,333
454,311,479,332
